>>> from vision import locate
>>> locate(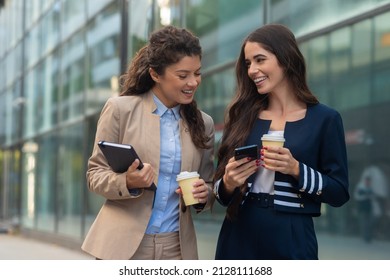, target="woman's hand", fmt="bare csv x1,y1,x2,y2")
125,159,155,189
176,178,209,204
223,156,259,193
261,146,299,179
192,178,209,204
